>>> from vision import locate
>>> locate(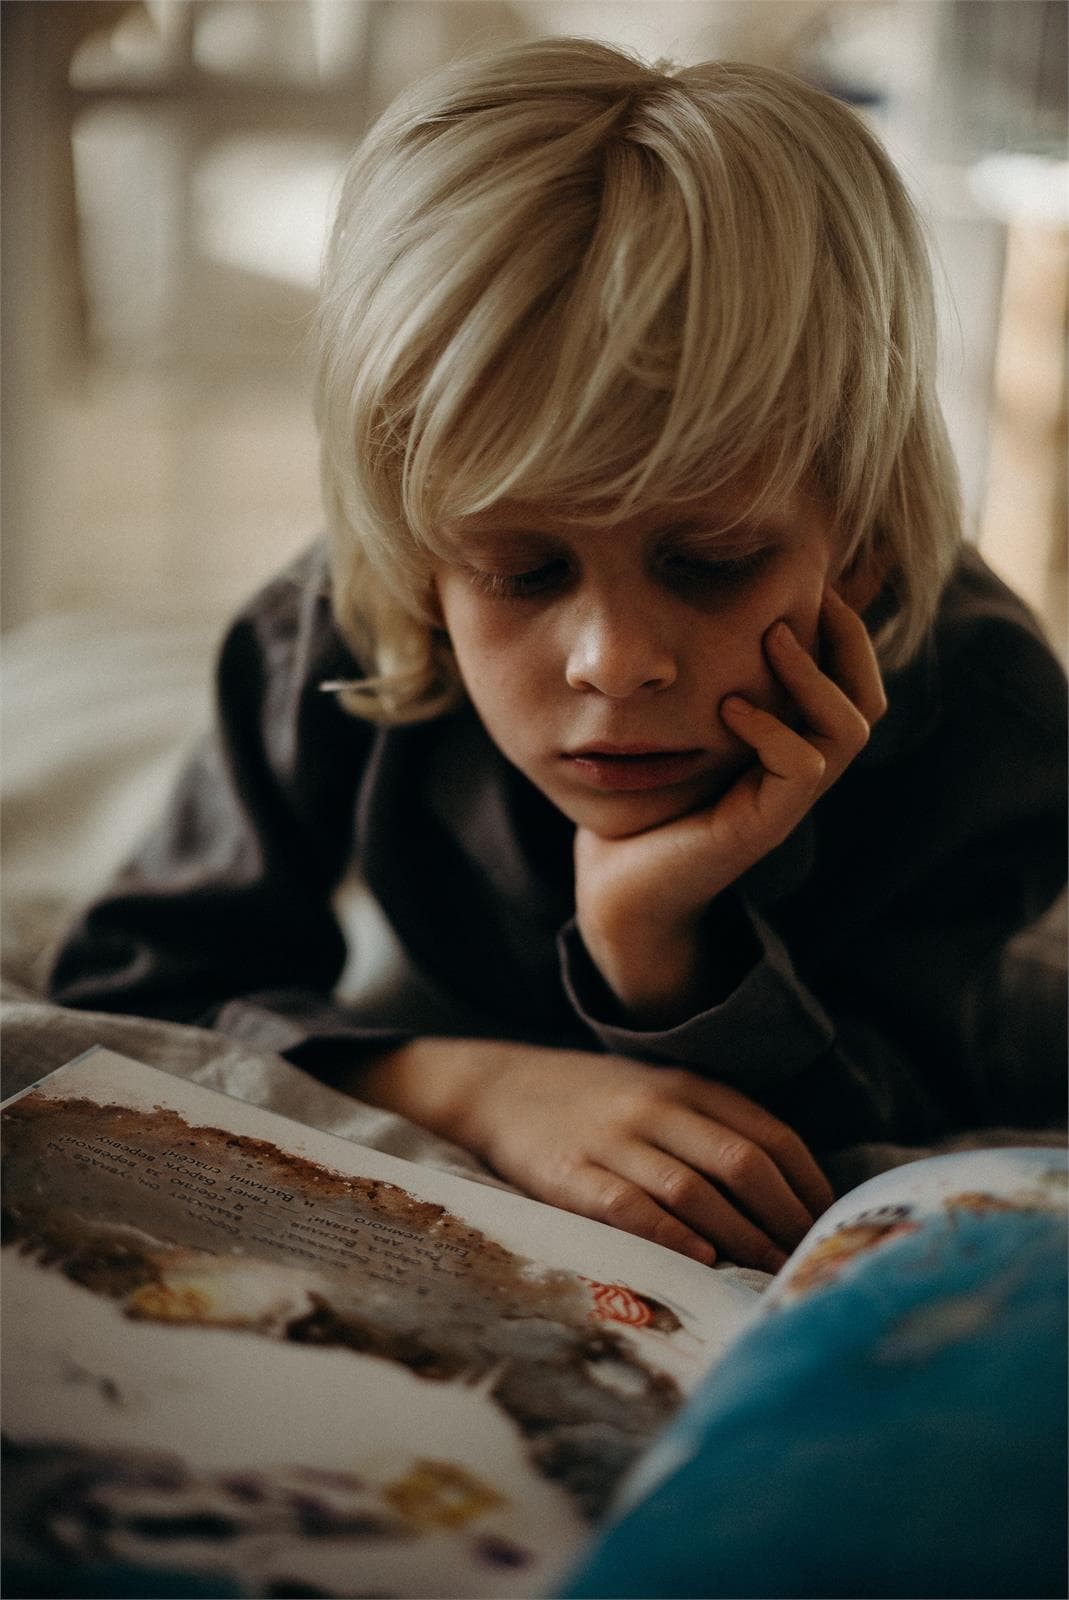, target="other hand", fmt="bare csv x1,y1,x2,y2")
360,1037,835,1272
